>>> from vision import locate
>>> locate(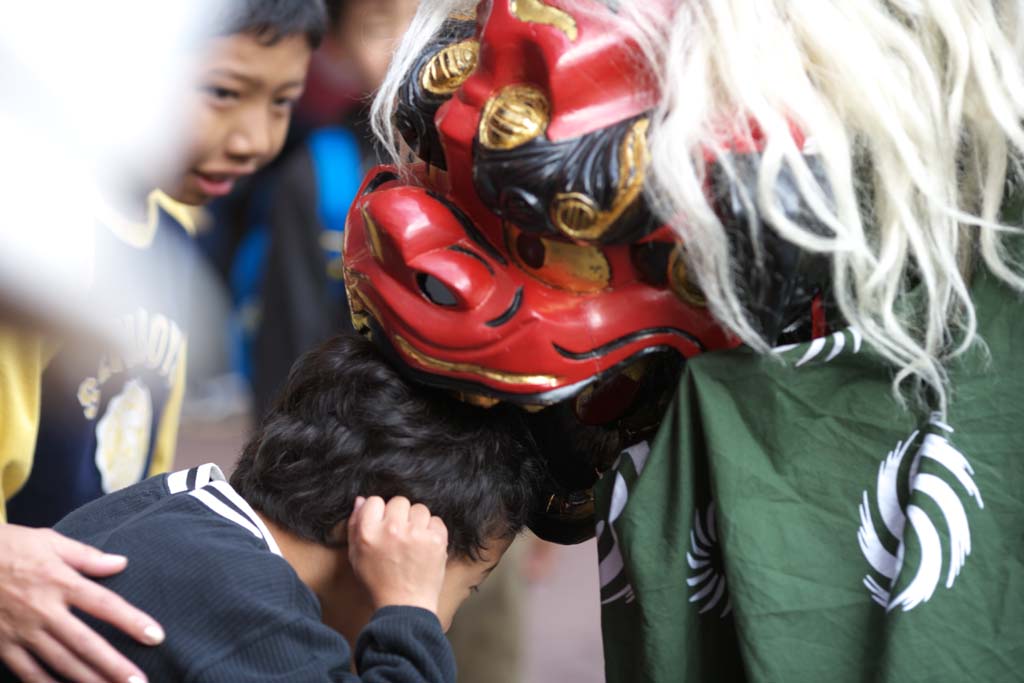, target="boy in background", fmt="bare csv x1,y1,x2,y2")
0,3,327,682
252,0,418,415
4,334,545,682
